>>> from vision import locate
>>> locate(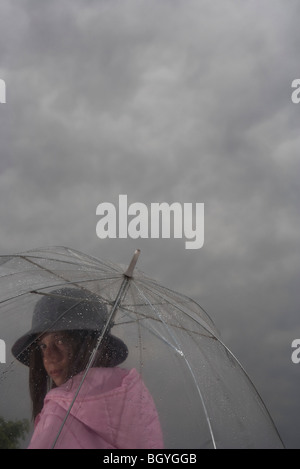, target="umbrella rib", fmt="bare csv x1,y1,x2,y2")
29,274,123,294
22,257,113,276
0,271,123,308
18,255,89,288
137,277,216,326
132,282,217,449
17,247,123,273
113,308,216,339
17,255,123,292
2,253,97,269
137,281,219,339
50,246,123,273
0,272,123,304
0,274,122,308
2,251,121,277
